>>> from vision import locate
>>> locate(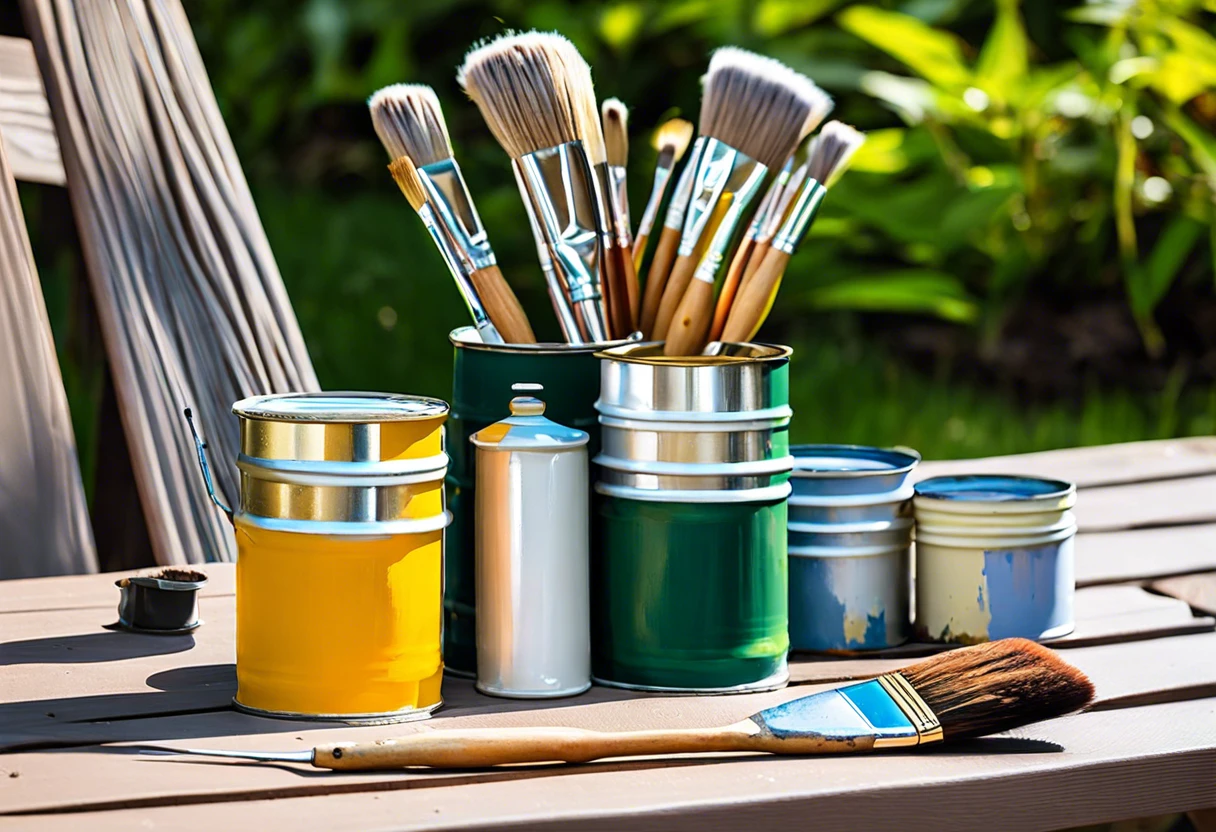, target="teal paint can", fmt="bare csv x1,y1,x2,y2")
590,342,794,692
446,327,625,675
